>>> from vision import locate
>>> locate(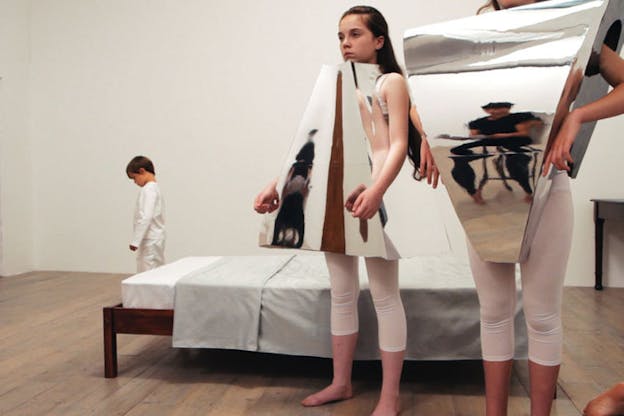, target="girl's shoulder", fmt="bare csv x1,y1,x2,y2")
377,72,409,96
377,72,405,85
